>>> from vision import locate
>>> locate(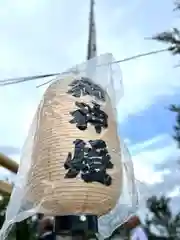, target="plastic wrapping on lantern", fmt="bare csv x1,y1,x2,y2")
0,53,140,240
97,141,139,239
